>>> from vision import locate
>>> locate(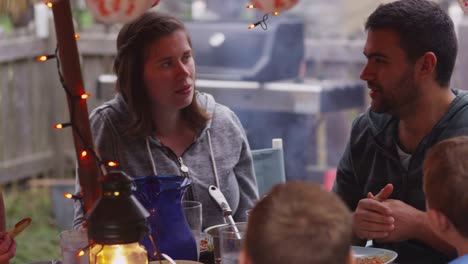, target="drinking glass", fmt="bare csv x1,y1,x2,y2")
182,201,202,259
219,223,247,264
